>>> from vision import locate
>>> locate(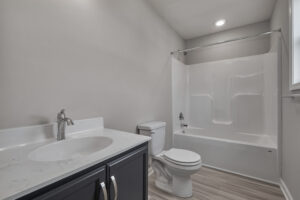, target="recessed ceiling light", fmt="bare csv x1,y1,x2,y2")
215,19,226,27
